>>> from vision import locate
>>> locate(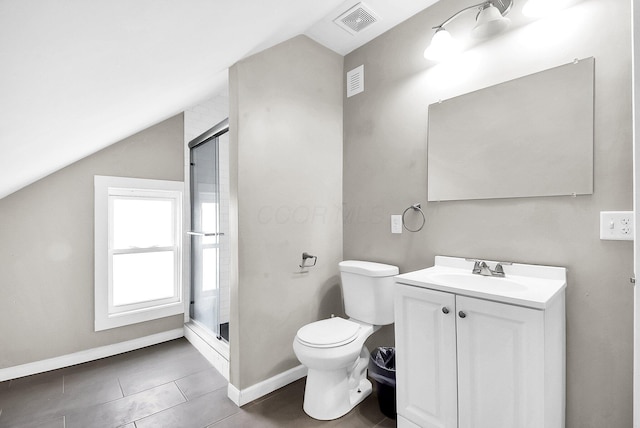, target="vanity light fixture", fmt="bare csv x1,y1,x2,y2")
424,0,514,61
424,0,578,61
